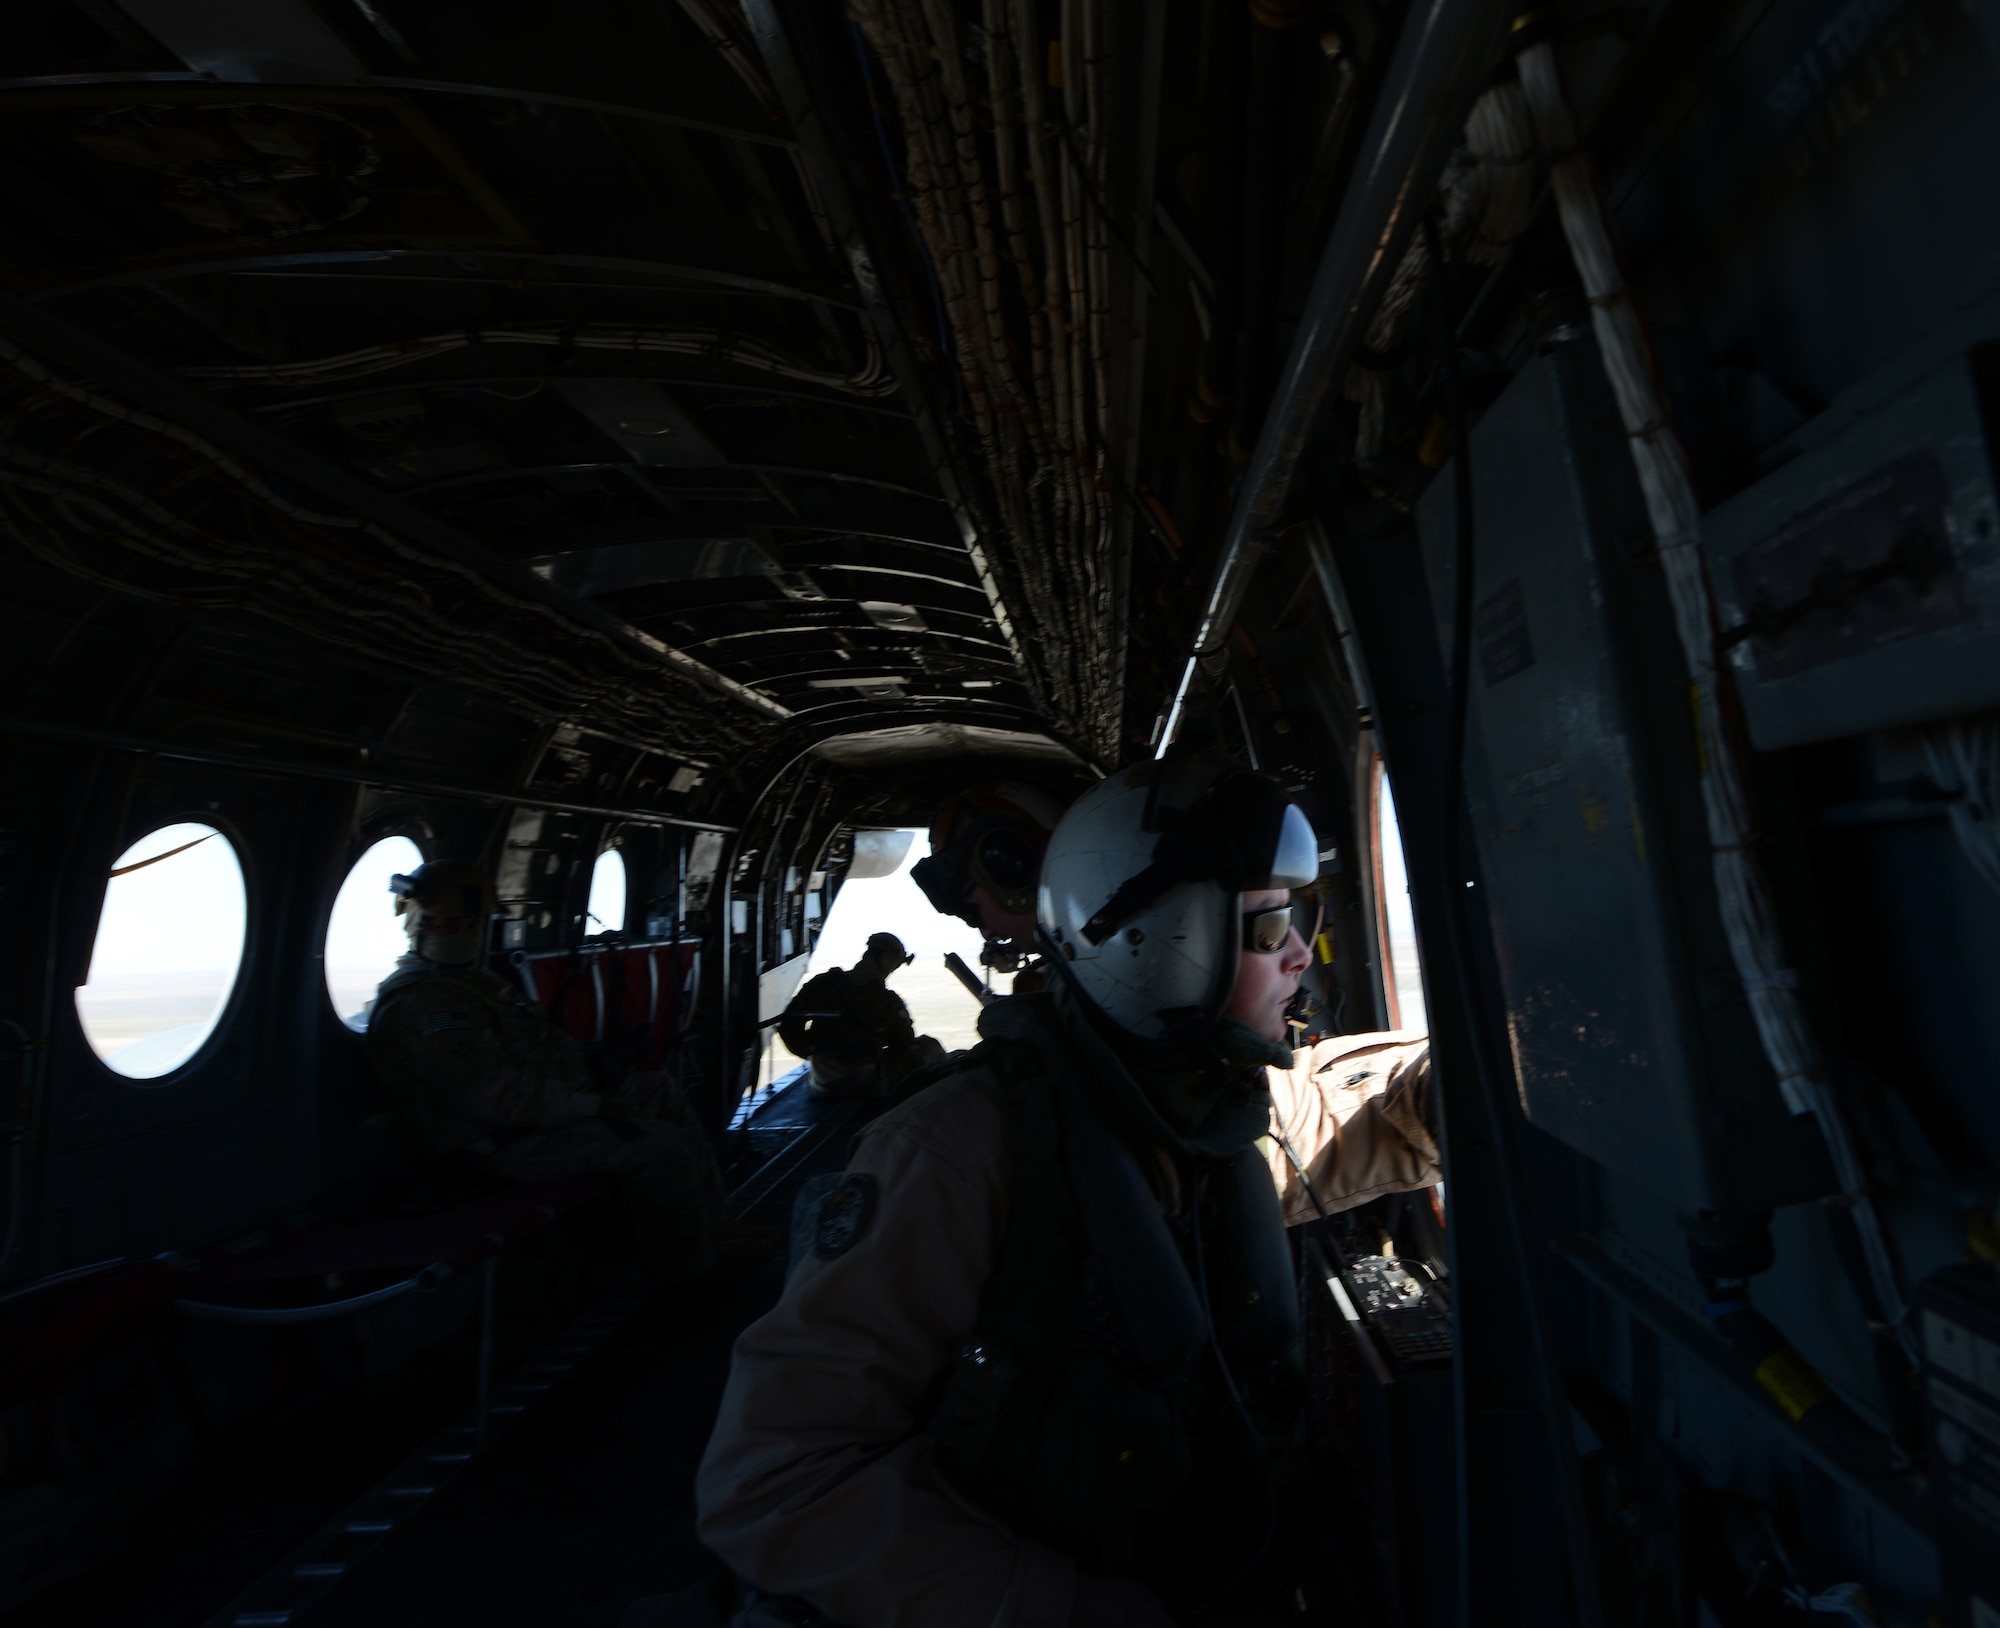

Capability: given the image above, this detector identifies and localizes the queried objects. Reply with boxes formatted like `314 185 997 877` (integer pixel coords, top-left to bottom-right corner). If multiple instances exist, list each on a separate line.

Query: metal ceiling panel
553 379 729 469
529 538 781 597
114 0 366 82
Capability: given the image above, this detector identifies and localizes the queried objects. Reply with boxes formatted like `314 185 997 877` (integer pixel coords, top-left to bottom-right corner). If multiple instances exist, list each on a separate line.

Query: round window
586 847 627 936
324 834 424 1032
75 822 248 1080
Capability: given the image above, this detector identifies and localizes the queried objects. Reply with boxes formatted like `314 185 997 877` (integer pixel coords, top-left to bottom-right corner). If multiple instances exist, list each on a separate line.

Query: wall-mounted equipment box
1916 1264 2000 1624
1702 352 2000 750
1417 343 1830 1214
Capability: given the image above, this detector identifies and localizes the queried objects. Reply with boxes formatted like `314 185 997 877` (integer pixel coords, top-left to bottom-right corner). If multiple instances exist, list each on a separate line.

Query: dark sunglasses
1241 892 1323 955
1242 905 1299 955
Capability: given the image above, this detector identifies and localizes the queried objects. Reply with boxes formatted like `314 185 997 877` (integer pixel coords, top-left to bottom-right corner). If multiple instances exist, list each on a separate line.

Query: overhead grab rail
1156 0 1521 753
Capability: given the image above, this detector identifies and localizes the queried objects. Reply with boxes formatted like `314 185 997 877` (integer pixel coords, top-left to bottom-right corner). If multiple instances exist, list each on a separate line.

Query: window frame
322 827 430 1035
1366 753 1428 1034
584 835 629 940
75 815 254 1086
1366 754 1406 1031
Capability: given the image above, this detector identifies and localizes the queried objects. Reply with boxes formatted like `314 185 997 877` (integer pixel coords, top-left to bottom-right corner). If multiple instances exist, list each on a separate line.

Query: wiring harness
843 0 1125 761
0 334 779 760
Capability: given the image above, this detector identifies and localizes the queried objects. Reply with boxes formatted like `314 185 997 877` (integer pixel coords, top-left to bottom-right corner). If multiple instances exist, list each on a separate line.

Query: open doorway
754 828 992 1095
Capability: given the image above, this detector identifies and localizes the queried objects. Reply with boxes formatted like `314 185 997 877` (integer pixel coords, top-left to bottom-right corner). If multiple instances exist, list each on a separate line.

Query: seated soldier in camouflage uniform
364 861 771 1283
776 932 943 1100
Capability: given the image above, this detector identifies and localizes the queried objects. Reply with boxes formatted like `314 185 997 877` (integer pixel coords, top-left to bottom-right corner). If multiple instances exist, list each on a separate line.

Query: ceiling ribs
402 462 943 501
0 72 801 150
0 287 791 728
33 249 864 310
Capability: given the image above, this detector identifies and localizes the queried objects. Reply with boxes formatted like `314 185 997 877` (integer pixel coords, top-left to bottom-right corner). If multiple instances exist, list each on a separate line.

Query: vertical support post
475 1253 499 1448
1311 468 1589 1625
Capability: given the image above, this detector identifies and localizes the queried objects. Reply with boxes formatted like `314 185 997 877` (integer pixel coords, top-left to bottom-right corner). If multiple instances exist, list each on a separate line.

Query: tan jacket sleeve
1263 1031 1441 1226
696 1072 1174 1628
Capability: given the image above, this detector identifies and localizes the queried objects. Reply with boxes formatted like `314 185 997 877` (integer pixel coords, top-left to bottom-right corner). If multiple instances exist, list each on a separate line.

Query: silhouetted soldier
777 932 942 1099
365 861 772 1282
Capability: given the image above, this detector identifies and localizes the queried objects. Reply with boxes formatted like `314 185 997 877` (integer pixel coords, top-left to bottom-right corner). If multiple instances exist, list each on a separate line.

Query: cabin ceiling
0 0 1379 799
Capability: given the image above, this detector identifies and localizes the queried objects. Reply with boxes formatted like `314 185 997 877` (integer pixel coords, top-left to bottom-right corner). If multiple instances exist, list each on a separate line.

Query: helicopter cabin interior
0 0 1997 1621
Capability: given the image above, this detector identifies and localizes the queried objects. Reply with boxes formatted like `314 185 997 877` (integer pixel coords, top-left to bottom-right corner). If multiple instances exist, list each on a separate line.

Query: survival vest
923 997 1303 1604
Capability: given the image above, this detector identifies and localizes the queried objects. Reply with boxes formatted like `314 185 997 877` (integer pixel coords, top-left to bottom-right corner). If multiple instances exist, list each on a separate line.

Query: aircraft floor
305 1091 870 1628
0 1079 867 1628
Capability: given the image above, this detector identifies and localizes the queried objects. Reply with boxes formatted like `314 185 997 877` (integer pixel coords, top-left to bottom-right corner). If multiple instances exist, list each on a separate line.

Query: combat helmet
389 861 497 921
1037 756 1318 1049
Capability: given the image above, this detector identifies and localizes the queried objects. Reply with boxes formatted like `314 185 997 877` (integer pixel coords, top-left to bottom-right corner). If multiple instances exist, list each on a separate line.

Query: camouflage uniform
365 955 733 1279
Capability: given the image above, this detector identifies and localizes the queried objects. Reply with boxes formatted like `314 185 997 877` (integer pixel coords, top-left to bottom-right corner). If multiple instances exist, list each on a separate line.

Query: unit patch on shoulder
813 1174 879 1260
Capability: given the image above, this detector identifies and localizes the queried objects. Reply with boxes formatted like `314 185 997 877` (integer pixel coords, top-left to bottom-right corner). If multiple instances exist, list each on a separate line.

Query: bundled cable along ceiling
0 336 778 762
848 0 1123 763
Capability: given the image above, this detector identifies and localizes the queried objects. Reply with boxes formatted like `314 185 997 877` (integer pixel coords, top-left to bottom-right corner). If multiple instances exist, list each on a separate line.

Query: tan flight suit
695 1029 1440 1628
1264 1030 1437 1225
365 956 731 1279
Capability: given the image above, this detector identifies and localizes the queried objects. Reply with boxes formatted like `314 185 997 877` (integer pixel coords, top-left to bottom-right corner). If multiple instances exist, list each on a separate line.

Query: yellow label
1755 1348 1829 1422
1316 932 1336 964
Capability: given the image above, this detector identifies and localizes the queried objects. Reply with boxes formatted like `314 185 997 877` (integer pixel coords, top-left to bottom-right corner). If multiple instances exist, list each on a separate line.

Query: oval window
586 847 627 936
76 823 248 1080
325 835 424 1032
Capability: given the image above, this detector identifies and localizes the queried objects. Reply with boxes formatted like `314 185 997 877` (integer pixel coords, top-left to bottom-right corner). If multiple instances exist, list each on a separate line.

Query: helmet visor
1268 801 1319 890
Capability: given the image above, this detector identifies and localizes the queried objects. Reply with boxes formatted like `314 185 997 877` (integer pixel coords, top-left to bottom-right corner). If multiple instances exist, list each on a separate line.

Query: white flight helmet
1038 756 1320 1048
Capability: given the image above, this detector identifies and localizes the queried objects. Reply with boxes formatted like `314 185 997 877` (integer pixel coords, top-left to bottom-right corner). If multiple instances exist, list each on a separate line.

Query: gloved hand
1069 1576 1179 1627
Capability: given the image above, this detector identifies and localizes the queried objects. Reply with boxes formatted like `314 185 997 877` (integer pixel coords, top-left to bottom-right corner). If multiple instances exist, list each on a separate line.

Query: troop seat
174 1175 606 1322
174 1175 608 1442
0 1258 179 1415
511 937 700 1065
0 1177 608 1440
